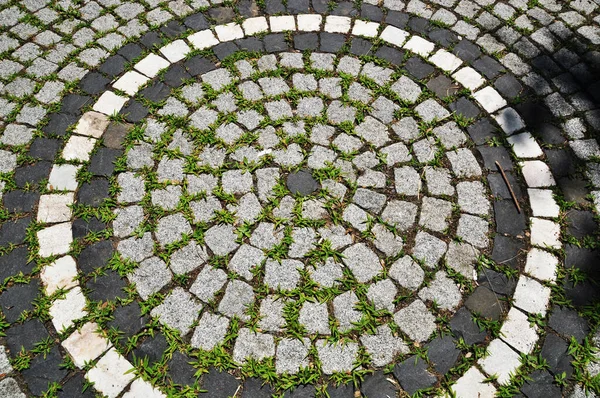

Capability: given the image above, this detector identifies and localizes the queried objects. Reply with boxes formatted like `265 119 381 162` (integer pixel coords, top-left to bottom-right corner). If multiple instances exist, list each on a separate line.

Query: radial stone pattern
0 0 600 397
116 52 490 372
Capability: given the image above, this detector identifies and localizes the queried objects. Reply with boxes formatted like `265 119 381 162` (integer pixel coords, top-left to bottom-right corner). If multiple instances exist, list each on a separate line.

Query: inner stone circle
115 52 492 377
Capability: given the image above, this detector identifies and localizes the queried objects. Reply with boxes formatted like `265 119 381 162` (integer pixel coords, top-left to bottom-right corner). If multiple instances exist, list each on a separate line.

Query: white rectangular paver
159 39 191 63
74 111 109 138
379 25 410 47
215 22 244 41
500 307 538 354
528 189 559 217
479 339 522 385
473 86 508 113
37 193 74 223
38 222 72 257
86 348 135 398
403 36 435 56
525 248 558 282
513 275 551 316
122 379 166 398
48 164 80 191
352 20 379 37
495 107 525 135
243 17 269 35
451 368 497 398
93 91 128 115
530 217 561 249
452 67 485 91
40 256 78 295
188 29 220 50
62 135 96 162
324 16 351 33
270 15 295 32
506 132 543 158
62 323 111 368
134 53 171 78
297 14 322 31
49 287 87 331
113 71 149 96
520 160 556 187
429 49 462 72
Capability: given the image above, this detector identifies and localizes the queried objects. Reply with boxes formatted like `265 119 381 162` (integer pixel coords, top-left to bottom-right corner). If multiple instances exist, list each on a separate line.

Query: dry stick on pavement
495 160 521 214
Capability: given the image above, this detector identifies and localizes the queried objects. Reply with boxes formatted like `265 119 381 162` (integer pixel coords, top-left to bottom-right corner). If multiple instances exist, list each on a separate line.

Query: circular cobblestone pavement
0 1 599 398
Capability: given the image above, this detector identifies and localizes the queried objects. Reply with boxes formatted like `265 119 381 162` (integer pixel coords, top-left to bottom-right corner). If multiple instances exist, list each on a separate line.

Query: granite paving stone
151 288 202 335
316 340 358 374
394 300 436 342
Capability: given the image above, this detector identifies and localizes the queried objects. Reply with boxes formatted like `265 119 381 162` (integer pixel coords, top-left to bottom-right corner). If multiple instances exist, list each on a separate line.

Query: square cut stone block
530 217 561 249
429 49 462 72
506 132 543 158
500 307 538 354
86 347 135 398
93 91 128 115
451 368 497 397
48 164 80 191
113 70 149 96
297 14 322 31
122 379 166 398
37 193 74 223
188 29 220 50
352 20 379 37
62 322 111 368
270 16 295 32
473 86 507 113
528 189 559 217
324 16 351 33
520 161 555 187
134 53 170 78
75 111 109 138
38 222 72 257
40 256 78 295
50 286 87 331
513 275 551 316
479 339 522 385
62 135 96 162
160 39 191 63
495 107 525 135
453 67 485 91
215 23 244 41
380 26 409 47
403 36 435 56
525 248 557 282
243 17 269 35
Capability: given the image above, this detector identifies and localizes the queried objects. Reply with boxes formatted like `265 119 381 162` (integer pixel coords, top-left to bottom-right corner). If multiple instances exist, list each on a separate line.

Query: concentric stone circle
27 22 533 397
112 51 492 378
3 3 596 395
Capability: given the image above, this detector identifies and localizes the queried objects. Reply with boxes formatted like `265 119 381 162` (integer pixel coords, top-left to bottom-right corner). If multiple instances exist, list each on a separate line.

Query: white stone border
34 15 563 397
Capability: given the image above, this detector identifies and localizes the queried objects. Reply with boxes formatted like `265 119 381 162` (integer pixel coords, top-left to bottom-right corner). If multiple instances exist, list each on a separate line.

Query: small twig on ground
495 161 521 214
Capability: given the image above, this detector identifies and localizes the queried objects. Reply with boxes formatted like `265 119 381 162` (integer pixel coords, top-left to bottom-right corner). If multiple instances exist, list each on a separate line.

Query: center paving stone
286 170 320 196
